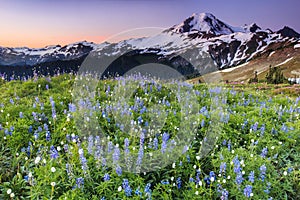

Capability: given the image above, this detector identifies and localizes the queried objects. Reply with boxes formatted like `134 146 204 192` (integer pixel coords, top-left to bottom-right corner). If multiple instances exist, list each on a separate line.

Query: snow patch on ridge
294 44 300 48
221 62 249 72
275 57 294 67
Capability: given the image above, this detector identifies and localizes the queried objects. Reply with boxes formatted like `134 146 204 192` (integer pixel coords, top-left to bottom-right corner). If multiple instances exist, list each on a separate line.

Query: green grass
0 74 299 199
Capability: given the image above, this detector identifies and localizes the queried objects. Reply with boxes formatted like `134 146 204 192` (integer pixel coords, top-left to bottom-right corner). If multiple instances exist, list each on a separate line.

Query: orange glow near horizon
0 30 163 48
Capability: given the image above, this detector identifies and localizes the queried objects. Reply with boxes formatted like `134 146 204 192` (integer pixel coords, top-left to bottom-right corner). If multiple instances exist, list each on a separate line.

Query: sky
0 0 299 48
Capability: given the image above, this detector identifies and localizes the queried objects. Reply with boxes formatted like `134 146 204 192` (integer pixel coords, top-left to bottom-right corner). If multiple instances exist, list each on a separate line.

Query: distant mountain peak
242 23 262 33
166 13 265 36
277 26 300 38
168 12 234 35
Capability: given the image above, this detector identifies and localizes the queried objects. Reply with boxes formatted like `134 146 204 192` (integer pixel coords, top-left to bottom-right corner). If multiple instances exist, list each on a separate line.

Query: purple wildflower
50 146 59 159
248 171 255 183
261 147 268 158
260 164 267 181
122 179 132 197
75 177 84 188
243 185 253 198
103 173 110 181
221 189 229 200
219 162 227 174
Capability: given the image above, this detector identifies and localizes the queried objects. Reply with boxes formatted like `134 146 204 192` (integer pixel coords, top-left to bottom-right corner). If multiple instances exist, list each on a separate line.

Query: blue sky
0 0 299 47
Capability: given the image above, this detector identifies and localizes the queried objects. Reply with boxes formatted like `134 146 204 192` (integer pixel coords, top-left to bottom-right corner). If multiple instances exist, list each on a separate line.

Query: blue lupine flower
46 131 51 141
233 156 241 174
153 137 158 150
186 154 190 162
113 146 120 164
235 172 244 185
26 142 32 156
136 145 144 166
44 124 48 131
137 116 143 124
261 147 268 158
201 119 205 128
182 145 188 154
260 124 265 136
135 188 142 197
50 146 59 159
19 112 23 118
103 173 110 181
87 136 94 155
179 161 182 166
34 132 39 140
116 165 122 176
144 183 151 197
107 141 113 153
222 139 227 146
252 122 258 132
209 171 216 181
37 126 42 132
140 131 145 145
5 129 12 136
124 138 130 154
32 112 38 121
66 163 71 177
227 140 231 151
248 171 255 183
64 144 69 152
195 169 201 184
78 148 88 172
260 164 267 181
271 127 277 135
281 123 288 133
106 84 111 92
176 177 182 189
122 179 132 197
221 189 229 200
219 162 227 174
52 108 56 119
264 182 271 194
161 132 169 153
75 177 84 188
204 177 211 185
68 103 76 112
241 119 248 130
243 185 252 198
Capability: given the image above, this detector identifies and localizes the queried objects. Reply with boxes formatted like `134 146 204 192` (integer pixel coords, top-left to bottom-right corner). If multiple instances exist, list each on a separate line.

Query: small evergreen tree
249 71 258 83
265 65 286 84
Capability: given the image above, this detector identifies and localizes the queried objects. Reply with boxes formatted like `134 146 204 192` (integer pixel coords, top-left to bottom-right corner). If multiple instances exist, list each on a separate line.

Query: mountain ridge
0 13 299 80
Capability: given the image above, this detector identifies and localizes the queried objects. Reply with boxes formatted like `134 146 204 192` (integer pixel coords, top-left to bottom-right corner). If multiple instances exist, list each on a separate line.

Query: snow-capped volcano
0 13 299 79
167 13 262 35
168 13 235 35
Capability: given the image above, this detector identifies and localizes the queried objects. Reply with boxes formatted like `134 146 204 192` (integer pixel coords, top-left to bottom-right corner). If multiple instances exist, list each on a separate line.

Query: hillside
189 42 300 83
